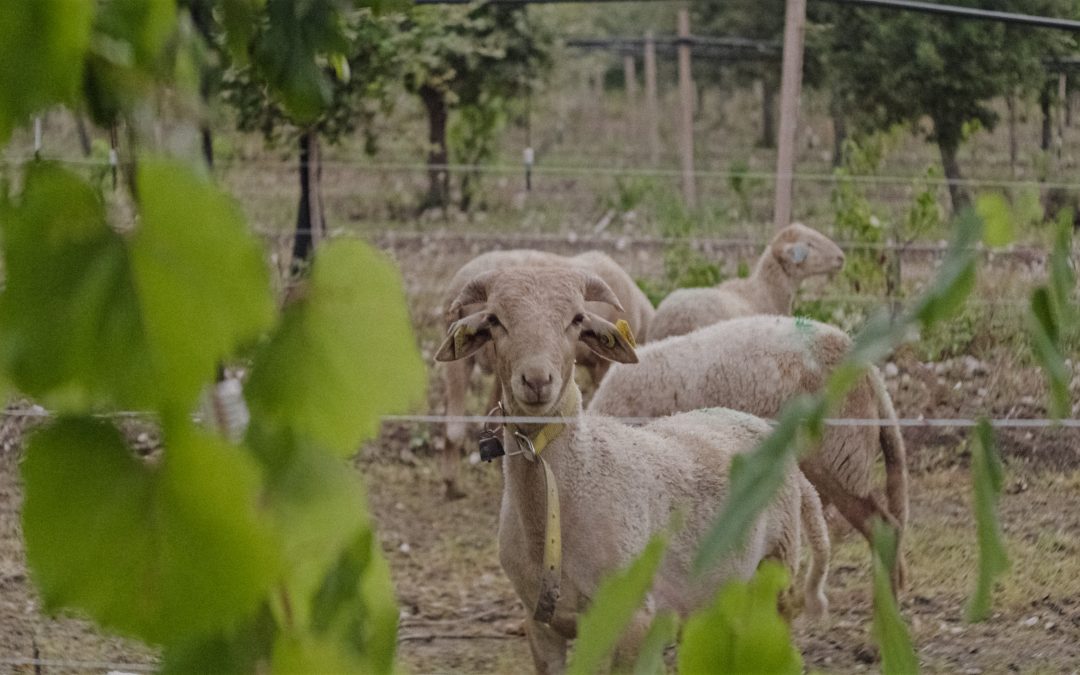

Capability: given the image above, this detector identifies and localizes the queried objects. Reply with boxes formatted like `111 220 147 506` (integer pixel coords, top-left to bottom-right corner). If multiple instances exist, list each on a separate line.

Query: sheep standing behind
435 268 828 673
589 315 909 589
650 223 845 340
439 249 654 499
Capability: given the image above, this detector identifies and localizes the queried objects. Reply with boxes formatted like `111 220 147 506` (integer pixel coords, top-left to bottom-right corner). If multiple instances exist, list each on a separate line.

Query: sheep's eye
487 314 502 329
571 313 585 326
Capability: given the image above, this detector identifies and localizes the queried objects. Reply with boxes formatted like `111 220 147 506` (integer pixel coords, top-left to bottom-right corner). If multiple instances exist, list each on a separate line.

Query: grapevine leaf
567 535 667 675
911 208 982 328
132 156 275 410
678 562 802 675
0 163 156 409
21 418 280 645
966 419 1009 622
872 522 919 674
631 611 678 675
693 396 823 574
0 0 93 144
246 239 426 456
161 603 278 674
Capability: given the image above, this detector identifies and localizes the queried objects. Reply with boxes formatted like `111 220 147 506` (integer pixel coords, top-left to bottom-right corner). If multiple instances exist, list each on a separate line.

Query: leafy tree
818 0 1080 211
400 2 553 210
693 0 786 148
220 4 401 273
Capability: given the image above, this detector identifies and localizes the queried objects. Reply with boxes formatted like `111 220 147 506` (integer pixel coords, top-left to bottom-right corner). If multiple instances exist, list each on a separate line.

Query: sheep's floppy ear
582 274 624 312
784 242 809 264
579 312 638 364
436 311 493 362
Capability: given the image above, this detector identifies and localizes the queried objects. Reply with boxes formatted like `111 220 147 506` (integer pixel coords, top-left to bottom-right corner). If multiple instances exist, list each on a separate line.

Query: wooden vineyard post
677 8 696 208
773 0 807 229
644 30 661 166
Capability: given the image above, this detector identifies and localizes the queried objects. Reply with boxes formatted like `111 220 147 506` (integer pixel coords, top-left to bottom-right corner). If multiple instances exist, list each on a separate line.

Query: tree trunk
830 93 847 168
938 140 969 212
760 80 776 149
1041 81 1053 152
201 126 214 168
74 114 92 157
420 85 450 211
291 130 325 276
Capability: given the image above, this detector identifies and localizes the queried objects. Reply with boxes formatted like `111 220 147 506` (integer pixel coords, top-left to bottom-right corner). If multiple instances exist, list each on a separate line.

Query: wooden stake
677 8 696 208
644 30 660 166
773 0 807 229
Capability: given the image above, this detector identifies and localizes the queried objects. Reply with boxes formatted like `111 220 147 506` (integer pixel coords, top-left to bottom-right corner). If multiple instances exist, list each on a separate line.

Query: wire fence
9 154 1080 193
2 405 1077 430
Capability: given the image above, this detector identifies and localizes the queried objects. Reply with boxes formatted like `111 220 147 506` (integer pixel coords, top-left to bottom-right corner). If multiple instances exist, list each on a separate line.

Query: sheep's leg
525 616 568 675
441 357 471 500
800 462 904 595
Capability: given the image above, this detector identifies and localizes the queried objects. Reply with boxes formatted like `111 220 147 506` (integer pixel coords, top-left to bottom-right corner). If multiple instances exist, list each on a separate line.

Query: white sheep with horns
650 223 845 341
435 267 828 674
438 249 654 499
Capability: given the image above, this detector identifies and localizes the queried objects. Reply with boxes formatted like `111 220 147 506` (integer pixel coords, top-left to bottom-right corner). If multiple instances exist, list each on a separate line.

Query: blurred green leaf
567 535 668 675
84 0 178 124
132 156 275 410
694 396 823 574
975 193 1014 248
219 0 261 62
678 562 802 675
0 0 93 144
93 0 177 69
0 163 156 409
21 418 280 645
1028 288 1071 418
1028 213 1076 419
161 603 278 674
966 419 1008 622
631 611 678 675
911 208 982 328
246 239 426 456
871 522 919 675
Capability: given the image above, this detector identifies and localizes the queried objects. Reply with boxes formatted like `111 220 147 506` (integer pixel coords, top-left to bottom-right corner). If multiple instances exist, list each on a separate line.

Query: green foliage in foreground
678 563 802 675
872 523 919 675
7 162 423 670
1 1 426 670
1027 211 1078 419
967 419 1009 623
567 535 667 675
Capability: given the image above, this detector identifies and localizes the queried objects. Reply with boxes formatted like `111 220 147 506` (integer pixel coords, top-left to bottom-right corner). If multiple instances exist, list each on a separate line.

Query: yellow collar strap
507 386 580 625
510 385 581 459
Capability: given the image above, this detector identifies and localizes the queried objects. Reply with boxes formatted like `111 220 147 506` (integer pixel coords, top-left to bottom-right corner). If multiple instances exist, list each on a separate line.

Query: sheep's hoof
444 480 467 501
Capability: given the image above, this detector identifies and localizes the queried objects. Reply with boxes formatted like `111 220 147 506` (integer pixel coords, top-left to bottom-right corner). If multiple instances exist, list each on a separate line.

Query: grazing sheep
650 223 845 340
435 268 828 674
589 315 909 590
439 249 654 499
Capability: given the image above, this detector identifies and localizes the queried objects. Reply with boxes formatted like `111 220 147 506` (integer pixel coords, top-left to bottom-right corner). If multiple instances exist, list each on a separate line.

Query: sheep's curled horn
582 273 624 311
447 271 494 319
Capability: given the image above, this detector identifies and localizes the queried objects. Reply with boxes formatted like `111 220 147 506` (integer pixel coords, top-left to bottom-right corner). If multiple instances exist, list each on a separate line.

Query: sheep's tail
869 365 910 589
869 366 909 531
799 473 830 620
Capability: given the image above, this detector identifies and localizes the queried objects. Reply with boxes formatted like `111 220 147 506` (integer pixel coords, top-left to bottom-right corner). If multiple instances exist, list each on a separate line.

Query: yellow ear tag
615 319 637 348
